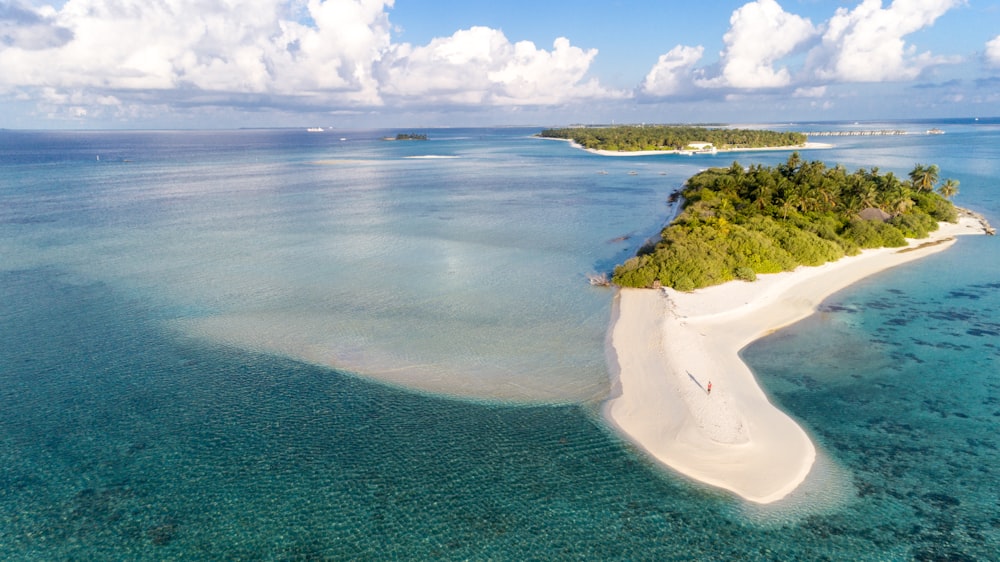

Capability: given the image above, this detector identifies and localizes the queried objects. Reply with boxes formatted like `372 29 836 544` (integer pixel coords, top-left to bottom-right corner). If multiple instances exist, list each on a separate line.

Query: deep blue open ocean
1 120 997 560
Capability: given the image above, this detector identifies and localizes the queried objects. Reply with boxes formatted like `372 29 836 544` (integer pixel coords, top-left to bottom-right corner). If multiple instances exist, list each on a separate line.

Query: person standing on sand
707 381 712 395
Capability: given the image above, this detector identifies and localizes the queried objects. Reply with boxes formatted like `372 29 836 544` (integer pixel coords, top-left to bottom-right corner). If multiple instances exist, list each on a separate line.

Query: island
613 156 962 290
539 125 812 154
602 155 992 503
386 133 428 141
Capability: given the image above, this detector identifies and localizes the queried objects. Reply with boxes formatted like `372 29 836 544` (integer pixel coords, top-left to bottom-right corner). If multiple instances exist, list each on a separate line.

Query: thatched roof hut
858 207 891 222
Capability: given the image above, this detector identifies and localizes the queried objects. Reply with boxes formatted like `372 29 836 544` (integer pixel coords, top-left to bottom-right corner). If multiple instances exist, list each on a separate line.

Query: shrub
889 211 938 239
612 256 657 288
611 155 959 290
913 192 958 222
840 219 907 249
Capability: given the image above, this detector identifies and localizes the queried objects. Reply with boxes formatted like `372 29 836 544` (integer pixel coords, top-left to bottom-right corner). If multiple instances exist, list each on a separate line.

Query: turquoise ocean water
1 121 997 559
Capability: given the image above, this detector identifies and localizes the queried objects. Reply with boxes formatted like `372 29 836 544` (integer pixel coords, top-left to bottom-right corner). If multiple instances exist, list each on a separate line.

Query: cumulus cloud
987 35 1000 67
486 36 620 104
0 1 73 50
377 27 504 104
639 45 704 97
0 0 976 122
793 85 826 98
273 0 394 103
808 0 963 82
33 87 128 120
378 27 622 105
0 0 395 103
639 0 965 100
0 0 619 119
700 0 816 89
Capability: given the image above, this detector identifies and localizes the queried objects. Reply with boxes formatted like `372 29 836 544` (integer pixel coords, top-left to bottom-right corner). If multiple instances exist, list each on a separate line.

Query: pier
801 130 908 137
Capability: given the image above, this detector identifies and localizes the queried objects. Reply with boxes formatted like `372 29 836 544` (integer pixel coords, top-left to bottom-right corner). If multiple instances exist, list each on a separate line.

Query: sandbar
603 215 989 503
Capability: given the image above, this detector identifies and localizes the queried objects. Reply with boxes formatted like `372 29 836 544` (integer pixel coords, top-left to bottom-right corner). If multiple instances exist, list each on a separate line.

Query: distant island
387 133 428 141
612 154 963 290
539 125 807 153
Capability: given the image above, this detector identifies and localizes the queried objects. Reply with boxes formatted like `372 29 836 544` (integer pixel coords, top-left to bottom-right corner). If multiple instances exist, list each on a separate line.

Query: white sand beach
603 215 989 504
585 141 832 157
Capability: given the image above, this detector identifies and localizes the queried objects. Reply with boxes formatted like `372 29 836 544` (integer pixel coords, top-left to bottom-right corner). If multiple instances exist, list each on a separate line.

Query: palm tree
815 179 839 211
780 152 803 178
859 183 880 210
894 197 915 215
751 174 776 211
775 178 799 220
909 164 940 192
908 164 925 188
778 195 796 220
938 178 960 199
880 172 909 212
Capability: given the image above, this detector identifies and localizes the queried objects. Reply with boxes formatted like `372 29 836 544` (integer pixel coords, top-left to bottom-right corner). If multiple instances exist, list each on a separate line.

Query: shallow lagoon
1 122 997 559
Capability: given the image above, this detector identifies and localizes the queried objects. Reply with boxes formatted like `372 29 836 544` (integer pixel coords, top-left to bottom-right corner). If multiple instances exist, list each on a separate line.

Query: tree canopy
612 154 960 291
539 125 806 152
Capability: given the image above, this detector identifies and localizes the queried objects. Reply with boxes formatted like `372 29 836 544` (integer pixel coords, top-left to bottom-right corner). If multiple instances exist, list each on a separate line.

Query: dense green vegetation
539 125 806 152
612 154 960 291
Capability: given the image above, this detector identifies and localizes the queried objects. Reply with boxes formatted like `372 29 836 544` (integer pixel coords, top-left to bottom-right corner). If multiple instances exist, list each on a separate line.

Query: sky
1 0 999 129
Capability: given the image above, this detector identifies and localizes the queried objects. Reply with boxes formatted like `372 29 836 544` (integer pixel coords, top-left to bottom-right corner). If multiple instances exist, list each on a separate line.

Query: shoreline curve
602 215 989 504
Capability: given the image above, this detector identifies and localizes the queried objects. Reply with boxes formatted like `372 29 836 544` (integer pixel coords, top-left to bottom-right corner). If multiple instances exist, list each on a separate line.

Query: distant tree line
539 125 806 152
612 154 960 290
